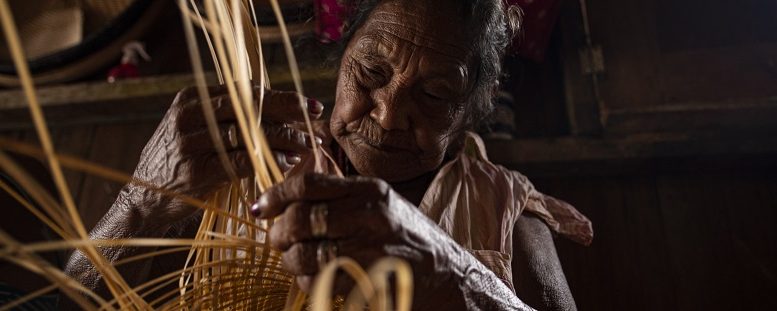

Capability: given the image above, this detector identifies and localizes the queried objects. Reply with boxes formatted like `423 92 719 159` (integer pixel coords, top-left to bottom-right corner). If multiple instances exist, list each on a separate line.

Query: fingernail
305 135 324 147
250 196 267 217
285 152 301 164
307 98 323 115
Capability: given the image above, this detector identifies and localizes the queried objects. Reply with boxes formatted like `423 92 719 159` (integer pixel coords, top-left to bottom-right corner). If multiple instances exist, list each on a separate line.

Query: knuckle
302 173 325 192
296 203 311 226
355 176 388 196
282 243 316 276
374 179 390 195
281 246 299 273
286 203 306 237
175 87 196 103
297 275 314 293
261 88 278 106
273 151 286 165
280 127 294 141
263 124 281 136
269 227 283 249
289 129 307 145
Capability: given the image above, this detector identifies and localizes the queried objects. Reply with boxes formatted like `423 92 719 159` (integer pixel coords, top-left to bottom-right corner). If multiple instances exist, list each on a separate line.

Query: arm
63 85 323 304
423 225 537 311
254 173 536 311
63 185 183 302
512 214 577 311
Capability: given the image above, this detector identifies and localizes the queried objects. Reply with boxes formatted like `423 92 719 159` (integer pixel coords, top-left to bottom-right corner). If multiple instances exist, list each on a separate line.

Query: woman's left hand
251 173 450 295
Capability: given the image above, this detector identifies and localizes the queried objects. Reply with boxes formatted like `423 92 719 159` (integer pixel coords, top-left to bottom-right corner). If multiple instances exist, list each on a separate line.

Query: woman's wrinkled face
331 0 476 182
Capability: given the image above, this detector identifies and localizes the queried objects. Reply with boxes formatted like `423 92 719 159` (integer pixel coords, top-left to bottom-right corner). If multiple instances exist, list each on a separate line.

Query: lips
350 133 412 153
346 118 418 153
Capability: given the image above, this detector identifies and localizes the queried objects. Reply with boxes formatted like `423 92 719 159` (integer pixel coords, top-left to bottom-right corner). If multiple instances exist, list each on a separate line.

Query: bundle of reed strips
0 0 413 310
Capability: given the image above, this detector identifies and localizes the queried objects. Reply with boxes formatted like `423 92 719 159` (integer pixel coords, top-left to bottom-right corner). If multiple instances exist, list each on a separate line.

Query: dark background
1 0 776 310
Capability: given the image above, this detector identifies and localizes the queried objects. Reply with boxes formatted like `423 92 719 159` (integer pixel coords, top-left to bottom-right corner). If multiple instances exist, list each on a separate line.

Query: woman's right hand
126 85 324 224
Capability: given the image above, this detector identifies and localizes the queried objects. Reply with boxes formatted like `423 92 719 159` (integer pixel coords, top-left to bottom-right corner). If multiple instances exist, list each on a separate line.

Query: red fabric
314 0 349 43
506 0 563 62
313 0 563 61
107 63 139 80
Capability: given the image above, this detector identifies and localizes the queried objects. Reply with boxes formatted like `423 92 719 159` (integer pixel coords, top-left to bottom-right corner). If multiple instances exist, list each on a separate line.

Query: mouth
349 133 413 153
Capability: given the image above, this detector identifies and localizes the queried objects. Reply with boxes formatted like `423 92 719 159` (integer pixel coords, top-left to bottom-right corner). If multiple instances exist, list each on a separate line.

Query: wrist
109 184 172 236
426 237 525 310
405 232 470 310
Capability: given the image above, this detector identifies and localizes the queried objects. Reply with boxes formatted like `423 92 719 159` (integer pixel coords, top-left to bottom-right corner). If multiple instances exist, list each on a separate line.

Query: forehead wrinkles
366 12 474 61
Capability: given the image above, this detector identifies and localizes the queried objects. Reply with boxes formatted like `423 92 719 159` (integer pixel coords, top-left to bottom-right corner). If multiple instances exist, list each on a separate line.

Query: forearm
399 210 534 311
512 215 577 311
437 241 535 311
64 185 171 299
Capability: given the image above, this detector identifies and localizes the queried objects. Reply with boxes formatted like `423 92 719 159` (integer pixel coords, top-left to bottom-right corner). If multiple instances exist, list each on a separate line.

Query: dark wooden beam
487 133 777 164
0 68 337 130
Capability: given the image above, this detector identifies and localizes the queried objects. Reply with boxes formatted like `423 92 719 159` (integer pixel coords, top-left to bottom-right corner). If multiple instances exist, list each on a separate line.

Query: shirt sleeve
515 171 594 246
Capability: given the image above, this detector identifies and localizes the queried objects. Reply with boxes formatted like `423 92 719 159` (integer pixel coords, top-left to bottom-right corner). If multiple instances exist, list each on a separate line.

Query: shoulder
462 132 593 245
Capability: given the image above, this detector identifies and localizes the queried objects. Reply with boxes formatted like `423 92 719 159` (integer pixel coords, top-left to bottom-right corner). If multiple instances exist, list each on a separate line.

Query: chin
351 157 422 182
338 136 440 182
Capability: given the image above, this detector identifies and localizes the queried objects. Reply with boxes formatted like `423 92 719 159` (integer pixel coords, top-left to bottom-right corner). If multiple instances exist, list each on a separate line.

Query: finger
253 175 389 219
178 91 323 132
177 95 238 131
173 85 229 106
269 202 367 251
281 242 320 275
274 151 301 173
263 124 321 154
201 149 253 181
180 122 319 155
296 275 315 294
180 123 243 154
262 88 324 123
252 174 360 219
288 120 332 146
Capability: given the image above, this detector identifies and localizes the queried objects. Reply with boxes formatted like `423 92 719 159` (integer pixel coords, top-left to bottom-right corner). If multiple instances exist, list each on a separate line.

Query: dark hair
335 0 523 130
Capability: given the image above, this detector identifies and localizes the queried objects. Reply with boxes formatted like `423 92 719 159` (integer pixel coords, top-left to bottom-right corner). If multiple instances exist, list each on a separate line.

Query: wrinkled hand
252 173 458 302
129 85 324 223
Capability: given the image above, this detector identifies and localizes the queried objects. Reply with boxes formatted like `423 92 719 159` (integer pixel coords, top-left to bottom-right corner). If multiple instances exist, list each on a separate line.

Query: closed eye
359 63 388 87
423 90 445 100
363 65 384 79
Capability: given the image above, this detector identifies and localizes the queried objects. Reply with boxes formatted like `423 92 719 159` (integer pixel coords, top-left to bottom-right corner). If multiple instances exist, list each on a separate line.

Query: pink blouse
291 131 593 290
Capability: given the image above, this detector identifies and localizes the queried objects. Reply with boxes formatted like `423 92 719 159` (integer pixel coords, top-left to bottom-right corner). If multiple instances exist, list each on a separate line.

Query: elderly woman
66 0 592 310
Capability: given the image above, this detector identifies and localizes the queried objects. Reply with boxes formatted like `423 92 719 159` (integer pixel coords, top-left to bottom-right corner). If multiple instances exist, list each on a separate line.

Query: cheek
333 66 372 131
416 130 448 158
415 108 463 153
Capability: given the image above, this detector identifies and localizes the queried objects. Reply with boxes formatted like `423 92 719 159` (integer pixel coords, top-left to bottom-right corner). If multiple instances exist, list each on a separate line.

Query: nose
369 81 411 131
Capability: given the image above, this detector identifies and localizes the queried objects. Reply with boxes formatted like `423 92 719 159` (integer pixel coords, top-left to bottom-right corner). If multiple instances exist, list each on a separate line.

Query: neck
333 142 444 206
389 169 438 206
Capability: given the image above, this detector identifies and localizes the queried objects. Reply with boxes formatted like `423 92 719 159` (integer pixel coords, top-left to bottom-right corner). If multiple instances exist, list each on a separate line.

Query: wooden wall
2 122 160 231
2 0 777 310
497 0 777 308
516 158 777 310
